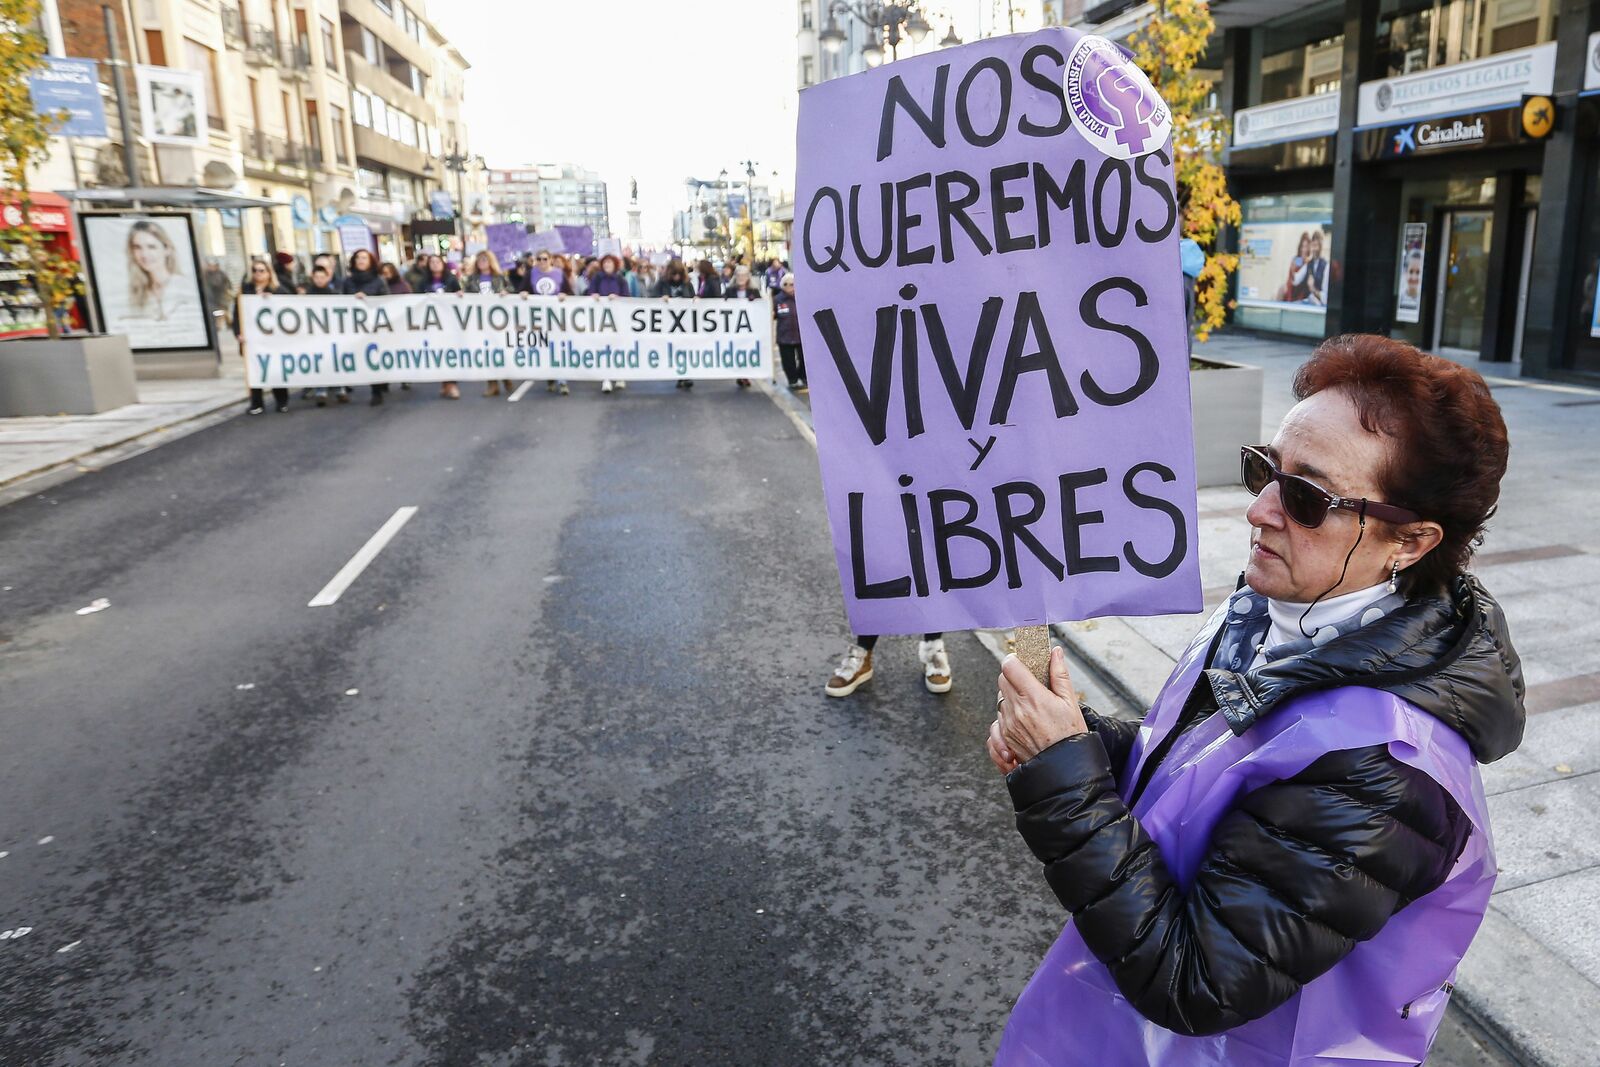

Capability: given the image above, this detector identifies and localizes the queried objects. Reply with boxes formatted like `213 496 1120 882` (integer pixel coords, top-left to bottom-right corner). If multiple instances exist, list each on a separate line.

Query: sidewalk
1056 332 1600 1067
0 356 243 504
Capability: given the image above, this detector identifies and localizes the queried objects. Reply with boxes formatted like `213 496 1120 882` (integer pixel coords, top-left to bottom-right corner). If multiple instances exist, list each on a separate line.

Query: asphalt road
0 381 1517 1065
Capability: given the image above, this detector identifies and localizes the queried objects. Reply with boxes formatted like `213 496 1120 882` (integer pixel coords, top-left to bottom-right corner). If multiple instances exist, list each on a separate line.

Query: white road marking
507 380 535 402
308 507 418 608
75 598 110 616
56 940 81 954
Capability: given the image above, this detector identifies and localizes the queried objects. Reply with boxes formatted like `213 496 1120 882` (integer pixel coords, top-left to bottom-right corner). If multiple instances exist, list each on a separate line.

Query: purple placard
486 222 527 267
554 224 594 257
526 229 565 256
794 28 1200 635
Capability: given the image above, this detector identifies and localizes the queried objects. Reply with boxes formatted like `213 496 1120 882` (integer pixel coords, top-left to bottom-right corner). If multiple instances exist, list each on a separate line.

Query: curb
0 394 244 505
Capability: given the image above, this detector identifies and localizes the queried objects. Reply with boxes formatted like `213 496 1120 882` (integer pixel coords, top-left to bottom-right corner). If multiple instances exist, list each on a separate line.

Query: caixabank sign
1358 104 1545 161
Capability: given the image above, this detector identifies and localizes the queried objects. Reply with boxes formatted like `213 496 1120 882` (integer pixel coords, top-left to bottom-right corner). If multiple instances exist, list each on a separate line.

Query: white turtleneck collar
1249 580 1393 670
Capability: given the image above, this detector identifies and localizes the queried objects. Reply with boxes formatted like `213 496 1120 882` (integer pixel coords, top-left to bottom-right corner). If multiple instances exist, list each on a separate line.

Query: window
1373 0 1557 80
373 0 393 14
801 1 813 29
359 166 386 199
370 95 388 137
144 29 166 66
320 17 338 73
183 38 224 131
330 104 348 164
360 25 381 65
396 111 417 147
402 5 423 41
350 88 372 127
800 55 814 86
305 100 322 151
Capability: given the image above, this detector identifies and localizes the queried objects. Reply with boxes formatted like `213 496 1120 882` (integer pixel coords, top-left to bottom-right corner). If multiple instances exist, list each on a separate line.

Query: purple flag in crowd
794 27 1199 635
554 225 594 257
486 222 527 267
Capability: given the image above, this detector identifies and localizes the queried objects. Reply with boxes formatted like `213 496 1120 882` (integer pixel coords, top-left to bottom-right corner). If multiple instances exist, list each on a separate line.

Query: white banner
241 294 774 388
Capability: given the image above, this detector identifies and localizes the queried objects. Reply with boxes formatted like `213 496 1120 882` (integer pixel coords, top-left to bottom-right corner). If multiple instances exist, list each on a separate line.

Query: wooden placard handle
1013 624 1051 686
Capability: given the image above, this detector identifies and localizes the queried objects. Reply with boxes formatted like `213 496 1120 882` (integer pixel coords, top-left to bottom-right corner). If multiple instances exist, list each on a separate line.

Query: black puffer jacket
1009 574 1524 1037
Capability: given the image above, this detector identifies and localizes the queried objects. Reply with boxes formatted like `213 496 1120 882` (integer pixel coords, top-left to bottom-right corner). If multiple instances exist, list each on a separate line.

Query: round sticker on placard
1063 34 1171 159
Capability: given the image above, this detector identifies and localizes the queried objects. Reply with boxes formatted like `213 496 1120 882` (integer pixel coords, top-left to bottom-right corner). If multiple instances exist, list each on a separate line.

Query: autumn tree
1128 0 1239 341
0 0 81 338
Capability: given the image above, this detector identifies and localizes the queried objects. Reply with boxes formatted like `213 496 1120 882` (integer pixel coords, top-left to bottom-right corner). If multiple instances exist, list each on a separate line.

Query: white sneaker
615 380 626 390
825 643 874 697
601 379 614 393
918 639 952 693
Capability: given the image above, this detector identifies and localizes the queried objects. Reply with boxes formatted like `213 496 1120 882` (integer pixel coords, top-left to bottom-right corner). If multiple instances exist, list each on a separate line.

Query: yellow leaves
1133 0 1239 345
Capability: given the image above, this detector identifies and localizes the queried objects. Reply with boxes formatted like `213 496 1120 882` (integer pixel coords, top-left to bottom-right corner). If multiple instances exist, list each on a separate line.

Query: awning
56 186 281 209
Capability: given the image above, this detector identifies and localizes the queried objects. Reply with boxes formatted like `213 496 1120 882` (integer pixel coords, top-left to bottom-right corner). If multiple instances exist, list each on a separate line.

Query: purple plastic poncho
995 605 1497 1067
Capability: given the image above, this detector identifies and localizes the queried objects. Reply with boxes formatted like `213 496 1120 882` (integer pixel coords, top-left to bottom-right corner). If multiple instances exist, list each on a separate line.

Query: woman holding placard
988 336 1524 1067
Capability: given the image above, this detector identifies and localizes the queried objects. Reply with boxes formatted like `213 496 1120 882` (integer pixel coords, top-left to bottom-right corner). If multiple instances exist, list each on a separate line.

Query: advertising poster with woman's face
1395 223 1428 325
1236 221 1333 311
83 214 211 351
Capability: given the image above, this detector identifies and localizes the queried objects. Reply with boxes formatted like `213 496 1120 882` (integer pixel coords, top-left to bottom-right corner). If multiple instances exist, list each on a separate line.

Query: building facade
1074 0 1600 383
487 165 610 238
45 0 482 277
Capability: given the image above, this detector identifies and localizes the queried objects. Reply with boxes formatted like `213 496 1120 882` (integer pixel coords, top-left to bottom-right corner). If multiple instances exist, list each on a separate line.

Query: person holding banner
722 265 760 389
694 259 720 299
343 249 395 406
588 255 631 395
988 337 1523 1067
233 259 291 415
304 262 348 408
463 252 517 397
416 255 464 400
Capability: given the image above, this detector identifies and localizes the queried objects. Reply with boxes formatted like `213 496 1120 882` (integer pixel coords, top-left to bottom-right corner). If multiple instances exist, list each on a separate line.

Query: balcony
282 37 312 80
221 5 245 49
244 25 278 67
239 127 316 172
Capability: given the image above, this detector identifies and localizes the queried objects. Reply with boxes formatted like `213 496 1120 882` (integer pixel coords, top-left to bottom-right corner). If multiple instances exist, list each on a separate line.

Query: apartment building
47 0 482 275
487 165 610 239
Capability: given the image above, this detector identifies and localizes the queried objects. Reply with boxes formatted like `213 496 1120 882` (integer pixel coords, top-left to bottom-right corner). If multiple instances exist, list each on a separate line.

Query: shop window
1234 191 1336 339
1569 158 1600 375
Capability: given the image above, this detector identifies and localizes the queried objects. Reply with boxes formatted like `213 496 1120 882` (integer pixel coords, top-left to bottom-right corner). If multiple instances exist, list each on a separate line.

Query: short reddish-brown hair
1293 334 1509 590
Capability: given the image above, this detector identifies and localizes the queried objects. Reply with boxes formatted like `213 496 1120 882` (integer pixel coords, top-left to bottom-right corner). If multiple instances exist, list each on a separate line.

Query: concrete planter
1189 356 1264 488
0 333 139 416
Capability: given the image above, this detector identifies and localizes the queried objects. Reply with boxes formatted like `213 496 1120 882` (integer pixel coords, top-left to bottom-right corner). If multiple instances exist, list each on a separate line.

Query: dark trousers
249 387 289 409
779 342 805 386
857 633 941 651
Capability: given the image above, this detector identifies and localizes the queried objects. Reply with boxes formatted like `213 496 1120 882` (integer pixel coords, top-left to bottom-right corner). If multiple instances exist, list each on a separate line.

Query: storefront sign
1 200 70 232
1232 93 1339 148
291 195 312 230
1357 107 1530 161
28 57 107 138
794 27 1201 635
1395 223 1427 324
1357 42 1555 127
240 295 774 388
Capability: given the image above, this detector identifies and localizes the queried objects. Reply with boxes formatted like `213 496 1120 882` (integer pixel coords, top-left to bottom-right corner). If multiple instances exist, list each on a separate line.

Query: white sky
428 1 1019 244
428 0 798 245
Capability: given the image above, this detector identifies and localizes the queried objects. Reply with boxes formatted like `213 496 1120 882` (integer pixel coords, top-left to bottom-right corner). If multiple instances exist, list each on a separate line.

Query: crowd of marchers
215 248 807 415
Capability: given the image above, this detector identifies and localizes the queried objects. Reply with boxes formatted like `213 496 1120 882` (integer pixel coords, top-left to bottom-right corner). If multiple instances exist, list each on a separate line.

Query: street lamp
821 2 942 66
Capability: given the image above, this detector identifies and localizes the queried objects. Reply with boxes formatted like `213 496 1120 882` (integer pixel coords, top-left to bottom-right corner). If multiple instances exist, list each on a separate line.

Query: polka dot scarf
1212 585 1408 673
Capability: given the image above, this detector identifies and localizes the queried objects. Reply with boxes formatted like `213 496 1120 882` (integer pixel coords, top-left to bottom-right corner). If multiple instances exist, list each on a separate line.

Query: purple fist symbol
1095 65 1155 153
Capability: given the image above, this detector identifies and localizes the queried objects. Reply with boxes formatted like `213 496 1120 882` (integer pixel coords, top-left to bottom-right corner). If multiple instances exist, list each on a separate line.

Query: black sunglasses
1241 446 1421 529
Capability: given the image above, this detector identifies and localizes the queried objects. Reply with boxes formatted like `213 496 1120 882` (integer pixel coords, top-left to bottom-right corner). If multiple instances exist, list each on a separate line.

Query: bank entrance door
1433 209 1493 356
